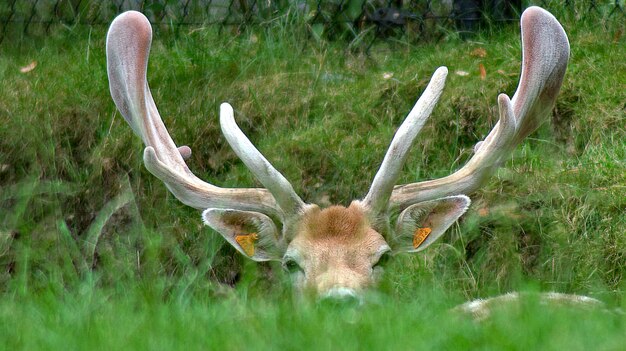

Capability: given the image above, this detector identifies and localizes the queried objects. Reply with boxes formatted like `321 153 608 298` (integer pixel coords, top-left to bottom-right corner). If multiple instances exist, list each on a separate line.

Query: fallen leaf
20 61 37 73
613 28 623 43
470 47 487 58
455 70 469 76
478 207 490 217
497 69 517 76
0 164 9 172
479 63 486 80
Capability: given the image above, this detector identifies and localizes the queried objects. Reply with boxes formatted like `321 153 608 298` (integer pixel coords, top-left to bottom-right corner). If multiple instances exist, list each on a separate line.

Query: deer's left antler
362 6 570 216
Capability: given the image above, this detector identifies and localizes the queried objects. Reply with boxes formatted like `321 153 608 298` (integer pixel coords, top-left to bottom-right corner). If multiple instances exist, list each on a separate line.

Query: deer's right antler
106 11 304 220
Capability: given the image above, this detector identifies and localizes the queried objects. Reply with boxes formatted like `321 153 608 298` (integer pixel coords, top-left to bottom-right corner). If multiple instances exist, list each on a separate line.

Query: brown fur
301 204 368 241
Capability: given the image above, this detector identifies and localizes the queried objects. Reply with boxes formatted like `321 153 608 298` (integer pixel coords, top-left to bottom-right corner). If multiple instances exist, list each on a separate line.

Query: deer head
106 7 569 300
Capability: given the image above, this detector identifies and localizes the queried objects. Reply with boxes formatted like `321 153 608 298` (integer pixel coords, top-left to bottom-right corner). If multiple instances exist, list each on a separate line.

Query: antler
363 6 570 215
106 11 304 219
362 67 448 215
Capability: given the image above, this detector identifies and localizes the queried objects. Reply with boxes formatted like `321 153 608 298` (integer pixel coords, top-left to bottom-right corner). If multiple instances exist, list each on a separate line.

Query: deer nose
319 287 363 306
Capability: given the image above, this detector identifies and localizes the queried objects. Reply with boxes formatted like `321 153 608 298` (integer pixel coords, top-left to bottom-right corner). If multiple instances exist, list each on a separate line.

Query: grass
2 286 625 350
1 4 625 349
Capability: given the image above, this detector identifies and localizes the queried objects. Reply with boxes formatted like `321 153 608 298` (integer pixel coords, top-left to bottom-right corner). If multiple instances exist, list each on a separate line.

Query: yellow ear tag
412 227 432 249
235 233 258 256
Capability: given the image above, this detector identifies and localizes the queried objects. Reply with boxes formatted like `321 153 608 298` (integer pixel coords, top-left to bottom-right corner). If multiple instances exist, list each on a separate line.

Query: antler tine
389 6 569 212
106 11 280 217
220 103 305 217
510 7 570 144
362 67 448 216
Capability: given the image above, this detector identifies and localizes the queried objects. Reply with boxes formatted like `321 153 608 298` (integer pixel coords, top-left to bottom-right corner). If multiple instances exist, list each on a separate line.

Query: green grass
2 286 625 350
1 5 625 350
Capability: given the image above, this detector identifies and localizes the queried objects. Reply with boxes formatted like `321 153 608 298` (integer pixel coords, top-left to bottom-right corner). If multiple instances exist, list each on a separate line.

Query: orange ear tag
412 227 432 249
235 233 258 256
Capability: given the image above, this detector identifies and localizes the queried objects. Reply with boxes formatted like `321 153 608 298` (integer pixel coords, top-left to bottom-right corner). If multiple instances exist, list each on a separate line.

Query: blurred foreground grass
0 5 625 349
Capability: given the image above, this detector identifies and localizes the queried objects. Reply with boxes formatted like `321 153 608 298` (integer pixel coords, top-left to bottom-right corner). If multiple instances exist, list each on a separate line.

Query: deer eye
373 250 392 269
282 257 304 274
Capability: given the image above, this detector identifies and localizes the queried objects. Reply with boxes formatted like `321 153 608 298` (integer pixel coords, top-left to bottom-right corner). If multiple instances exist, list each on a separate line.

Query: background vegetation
0 3 624 349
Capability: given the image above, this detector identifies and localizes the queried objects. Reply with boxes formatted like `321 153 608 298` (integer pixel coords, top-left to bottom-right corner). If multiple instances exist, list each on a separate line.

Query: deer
106 7 596 309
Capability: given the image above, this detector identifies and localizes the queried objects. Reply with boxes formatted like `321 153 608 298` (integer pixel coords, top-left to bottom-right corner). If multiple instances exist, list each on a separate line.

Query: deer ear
392 195 470 253
202 209 285 261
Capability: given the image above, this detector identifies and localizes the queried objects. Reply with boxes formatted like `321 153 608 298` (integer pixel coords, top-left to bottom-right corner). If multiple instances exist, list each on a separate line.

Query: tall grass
0 5 625 349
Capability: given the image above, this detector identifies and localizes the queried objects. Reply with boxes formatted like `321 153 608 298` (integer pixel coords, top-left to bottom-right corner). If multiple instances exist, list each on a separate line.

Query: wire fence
1 1 624 44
